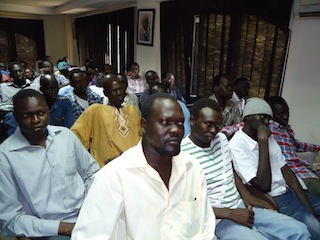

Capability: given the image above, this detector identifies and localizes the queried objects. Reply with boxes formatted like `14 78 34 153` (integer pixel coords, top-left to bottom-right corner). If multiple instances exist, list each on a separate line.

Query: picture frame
137 9 155 46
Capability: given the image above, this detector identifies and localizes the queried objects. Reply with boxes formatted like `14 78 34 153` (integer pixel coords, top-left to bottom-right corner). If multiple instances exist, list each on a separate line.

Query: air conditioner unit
294 0 320 17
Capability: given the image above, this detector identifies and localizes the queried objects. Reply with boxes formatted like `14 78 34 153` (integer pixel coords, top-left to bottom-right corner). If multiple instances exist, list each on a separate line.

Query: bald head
40 74 58 101
103 74 126 109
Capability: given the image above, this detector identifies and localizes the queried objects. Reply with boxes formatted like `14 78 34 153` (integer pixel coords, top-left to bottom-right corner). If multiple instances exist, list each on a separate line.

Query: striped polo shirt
181 133 242 210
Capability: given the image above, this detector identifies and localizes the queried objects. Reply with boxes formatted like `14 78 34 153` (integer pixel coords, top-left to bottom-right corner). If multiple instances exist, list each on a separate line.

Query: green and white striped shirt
181 133 241 209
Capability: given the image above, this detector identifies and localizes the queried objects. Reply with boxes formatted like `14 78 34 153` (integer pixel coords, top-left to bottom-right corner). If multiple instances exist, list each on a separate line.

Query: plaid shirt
64 87 102 119
209 93 242 127
221 120 320 179
126 76 147 94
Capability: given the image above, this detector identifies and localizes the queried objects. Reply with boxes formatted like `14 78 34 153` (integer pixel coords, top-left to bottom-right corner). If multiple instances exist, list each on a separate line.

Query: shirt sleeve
71 170 125 240
0 160 60 237
71 107 92 149
288 127 320 152
229 139 257 185
72 131 100 192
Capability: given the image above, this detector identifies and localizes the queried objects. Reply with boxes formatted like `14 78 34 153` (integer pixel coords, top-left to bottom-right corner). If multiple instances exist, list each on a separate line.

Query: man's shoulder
100 144 142 171
48 125 73 138
229 129 244 146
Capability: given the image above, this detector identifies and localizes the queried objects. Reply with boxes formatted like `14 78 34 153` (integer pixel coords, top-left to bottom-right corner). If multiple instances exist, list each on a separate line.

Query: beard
152 141 181 157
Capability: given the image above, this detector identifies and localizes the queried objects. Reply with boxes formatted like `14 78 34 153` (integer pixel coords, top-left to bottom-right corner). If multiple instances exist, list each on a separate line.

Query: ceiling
0 0 136 16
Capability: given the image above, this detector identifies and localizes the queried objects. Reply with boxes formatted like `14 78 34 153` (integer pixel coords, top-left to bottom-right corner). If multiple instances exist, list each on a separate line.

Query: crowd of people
0 58 319 240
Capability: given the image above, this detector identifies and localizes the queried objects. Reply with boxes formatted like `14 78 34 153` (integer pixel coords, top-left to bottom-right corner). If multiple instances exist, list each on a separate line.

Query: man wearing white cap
229 97 320 239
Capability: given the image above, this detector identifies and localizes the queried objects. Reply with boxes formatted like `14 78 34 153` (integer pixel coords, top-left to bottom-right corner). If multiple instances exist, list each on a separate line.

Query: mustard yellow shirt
71 104 141 167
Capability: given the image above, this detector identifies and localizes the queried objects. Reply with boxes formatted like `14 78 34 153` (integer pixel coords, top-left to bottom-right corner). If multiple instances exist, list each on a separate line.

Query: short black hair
266 96 287 109
141 92 177 120
234 77 249 86
13 89 46 112
149 82 167 95
190 98 222 118
213 73 229 87
130 62 139 70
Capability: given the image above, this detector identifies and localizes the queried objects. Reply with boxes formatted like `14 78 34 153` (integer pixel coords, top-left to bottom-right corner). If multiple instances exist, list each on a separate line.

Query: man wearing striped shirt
181 98 310 240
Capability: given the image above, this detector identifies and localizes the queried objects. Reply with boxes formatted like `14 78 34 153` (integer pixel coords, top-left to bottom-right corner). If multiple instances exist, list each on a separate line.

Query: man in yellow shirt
71 74 141 167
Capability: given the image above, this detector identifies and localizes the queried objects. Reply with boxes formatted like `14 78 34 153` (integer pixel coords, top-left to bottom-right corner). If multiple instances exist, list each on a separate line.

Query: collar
123 141 193 171
8 81 30 88
9 125 62 151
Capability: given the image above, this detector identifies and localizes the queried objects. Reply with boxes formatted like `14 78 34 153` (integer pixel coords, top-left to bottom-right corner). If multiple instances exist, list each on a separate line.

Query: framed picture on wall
137 9 155 46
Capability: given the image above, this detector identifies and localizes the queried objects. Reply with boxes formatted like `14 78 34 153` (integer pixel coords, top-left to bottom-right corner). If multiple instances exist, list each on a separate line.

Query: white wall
42 15 79 66
136 0 161 77
282 16 320 144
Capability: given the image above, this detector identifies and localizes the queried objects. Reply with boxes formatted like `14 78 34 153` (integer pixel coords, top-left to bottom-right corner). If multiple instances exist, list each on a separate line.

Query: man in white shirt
229 97 320 239
71 93 216 240
181 98 310 240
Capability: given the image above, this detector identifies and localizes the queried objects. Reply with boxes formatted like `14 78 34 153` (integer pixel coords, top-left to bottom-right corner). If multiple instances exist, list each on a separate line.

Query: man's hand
229 207 254 228
257 125 271 141
58 222 75 236
242 193 275 211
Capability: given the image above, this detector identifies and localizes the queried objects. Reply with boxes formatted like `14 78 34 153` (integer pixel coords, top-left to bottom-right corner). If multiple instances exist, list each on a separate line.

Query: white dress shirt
71 141 216 240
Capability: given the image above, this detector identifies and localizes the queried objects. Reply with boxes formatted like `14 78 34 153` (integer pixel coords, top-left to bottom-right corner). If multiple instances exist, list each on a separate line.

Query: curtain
75 7 134 73
161 0 292 101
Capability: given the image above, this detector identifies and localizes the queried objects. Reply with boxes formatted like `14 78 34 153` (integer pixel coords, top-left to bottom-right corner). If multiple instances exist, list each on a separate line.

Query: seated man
71 74 141 167
162 72 186 103
149 82 191 138
71 93 215 240
209 73 241 127
230 77 250 114
181 98 310 240
2 74 75 138
102 73 140 111
221 96 320 198
267 96 320 198
229 97 320 239
0 62 38 105
125 62 146 98
54 61 70 88
0 89 99 239
138 70 160 106
63 69 102 119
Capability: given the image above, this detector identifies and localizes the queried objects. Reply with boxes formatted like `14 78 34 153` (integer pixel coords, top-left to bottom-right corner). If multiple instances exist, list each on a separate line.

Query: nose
31 114 40 123
210 126 218 135
170 123 183 136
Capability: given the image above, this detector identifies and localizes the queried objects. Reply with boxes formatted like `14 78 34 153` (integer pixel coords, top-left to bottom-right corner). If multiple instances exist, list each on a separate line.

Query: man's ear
190 115 196 127
140 117 147 134
213 85 219 93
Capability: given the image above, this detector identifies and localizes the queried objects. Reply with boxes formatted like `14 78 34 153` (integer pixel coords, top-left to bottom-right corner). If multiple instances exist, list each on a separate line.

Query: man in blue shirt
2 75 75 138
0 89 99 239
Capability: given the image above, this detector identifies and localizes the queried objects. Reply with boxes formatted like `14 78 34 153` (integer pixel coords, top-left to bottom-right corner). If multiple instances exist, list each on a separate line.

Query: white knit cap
242 97 273 120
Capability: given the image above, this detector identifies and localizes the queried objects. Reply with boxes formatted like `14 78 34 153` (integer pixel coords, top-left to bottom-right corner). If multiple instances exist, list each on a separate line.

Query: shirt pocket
178 200 200 237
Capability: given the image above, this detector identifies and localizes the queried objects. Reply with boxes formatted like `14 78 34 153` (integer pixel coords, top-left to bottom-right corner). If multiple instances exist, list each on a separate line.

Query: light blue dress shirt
0 126 99 237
